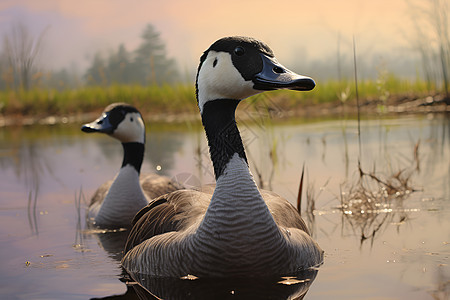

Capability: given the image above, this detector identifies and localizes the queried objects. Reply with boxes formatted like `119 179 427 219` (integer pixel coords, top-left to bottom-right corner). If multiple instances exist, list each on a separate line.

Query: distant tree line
0 23 178 90
0 0 448 99
84 24 178 86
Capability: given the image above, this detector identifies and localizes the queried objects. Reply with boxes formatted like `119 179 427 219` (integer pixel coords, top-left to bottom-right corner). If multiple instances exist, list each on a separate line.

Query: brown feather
124 187 311 254
139 173 184 199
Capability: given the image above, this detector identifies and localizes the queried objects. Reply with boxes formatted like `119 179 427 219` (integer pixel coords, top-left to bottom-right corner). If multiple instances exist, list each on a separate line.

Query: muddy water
0 114 448 299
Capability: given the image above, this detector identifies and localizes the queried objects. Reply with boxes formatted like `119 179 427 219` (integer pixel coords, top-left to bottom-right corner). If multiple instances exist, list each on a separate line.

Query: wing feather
124 187 311 254
260 189 310 235
124 189 210 253
140 173 184 199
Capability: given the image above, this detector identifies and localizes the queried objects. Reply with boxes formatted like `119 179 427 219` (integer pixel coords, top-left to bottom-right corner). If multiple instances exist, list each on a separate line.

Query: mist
0 0 447 89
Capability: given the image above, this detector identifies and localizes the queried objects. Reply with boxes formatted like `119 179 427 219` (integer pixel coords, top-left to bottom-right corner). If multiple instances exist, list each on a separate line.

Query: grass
0 83 198 117
0 75 437 120
268 76 433 106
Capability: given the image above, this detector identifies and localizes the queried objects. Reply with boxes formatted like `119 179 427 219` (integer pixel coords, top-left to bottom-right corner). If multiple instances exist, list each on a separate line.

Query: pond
0 112 448 299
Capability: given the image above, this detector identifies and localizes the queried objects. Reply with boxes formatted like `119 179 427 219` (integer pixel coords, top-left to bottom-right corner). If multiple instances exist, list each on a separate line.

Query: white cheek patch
198 51 259 113
113 112 145 143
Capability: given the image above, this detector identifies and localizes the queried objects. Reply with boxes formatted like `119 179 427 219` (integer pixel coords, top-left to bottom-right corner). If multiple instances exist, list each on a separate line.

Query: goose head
196 36 315 113
82 102 146 144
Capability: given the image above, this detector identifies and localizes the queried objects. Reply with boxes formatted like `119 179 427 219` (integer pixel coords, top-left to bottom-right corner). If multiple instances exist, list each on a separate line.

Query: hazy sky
0 0 419 73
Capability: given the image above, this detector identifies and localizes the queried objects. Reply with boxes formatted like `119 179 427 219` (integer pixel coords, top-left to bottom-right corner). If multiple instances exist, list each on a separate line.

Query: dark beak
81 113 114 134
253 54 315 91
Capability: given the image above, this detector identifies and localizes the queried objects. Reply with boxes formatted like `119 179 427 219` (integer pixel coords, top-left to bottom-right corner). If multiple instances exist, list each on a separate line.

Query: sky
0 0 424 76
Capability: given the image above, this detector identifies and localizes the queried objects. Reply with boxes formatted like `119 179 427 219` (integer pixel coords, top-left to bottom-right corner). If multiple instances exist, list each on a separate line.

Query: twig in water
353 36 362 161
74 186 87 251
414 139 420 171
297 162 305 214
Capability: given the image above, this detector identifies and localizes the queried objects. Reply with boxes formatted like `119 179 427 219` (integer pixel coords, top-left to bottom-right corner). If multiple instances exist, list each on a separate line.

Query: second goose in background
82 103 181 229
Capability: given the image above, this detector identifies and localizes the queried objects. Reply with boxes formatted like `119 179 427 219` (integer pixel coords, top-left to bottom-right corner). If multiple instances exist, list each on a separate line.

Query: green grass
262 76 433 107
0 84 198 117
0 75 436 119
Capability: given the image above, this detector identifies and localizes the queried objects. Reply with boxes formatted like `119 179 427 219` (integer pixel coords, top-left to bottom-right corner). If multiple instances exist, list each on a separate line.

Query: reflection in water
82 228 141 300
339 163 419 247
86 228 128 261
9 140 48 236
128 268 318 300
145 132 184 176
27 186 39 236
74 187 85 251
430 263 450 300
303 176 330 238
91 285 139 300
333 116 449 250
81 221 138 299
73 187 139 299
0 115 449 299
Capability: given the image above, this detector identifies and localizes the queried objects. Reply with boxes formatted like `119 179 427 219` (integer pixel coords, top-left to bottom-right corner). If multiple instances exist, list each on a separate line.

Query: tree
44 67 81 90
408 0 450 100
0 50 11 90
2 22 48 90
431 0 450 99
85 53 108 86
133 24 178 85
107 44 133 84
83 23 178 86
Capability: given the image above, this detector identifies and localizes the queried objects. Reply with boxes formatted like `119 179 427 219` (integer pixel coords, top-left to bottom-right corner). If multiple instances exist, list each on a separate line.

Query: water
0 113 448 299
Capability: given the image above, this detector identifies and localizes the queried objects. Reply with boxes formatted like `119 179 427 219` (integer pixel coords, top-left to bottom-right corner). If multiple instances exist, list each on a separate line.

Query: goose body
82 103 181 228
122 36 323 277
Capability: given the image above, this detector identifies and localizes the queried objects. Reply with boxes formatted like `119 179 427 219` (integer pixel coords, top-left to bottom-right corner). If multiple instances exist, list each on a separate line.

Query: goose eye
234 46 245 56
130 117 134 122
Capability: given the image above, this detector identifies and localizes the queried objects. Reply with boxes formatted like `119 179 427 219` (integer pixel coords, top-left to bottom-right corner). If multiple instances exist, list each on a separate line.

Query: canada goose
82 103 181 229
122 36 323 277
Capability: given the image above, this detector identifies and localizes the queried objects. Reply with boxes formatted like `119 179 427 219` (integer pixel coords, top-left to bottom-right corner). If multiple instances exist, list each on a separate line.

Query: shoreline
0 94 448 128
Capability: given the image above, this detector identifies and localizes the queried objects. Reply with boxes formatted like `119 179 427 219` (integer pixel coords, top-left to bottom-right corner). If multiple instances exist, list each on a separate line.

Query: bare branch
1 22 48 90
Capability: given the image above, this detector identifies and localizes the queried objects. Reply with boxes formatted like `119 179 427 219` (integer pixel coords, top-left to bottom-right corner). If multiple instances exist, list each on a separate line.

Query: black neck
201 99 248 180
121 142 145 174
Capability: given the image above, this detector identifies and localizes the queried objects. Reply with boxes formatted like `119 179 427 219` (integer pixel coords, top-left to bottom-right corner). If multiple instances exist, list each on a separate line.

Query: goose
82 103 181 229
122 36 323 277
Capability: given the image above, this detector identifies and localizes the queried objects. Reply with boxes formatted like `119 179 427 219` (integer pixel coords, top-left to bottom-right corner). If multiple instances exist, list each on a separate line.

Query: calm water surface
0 114 448 299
